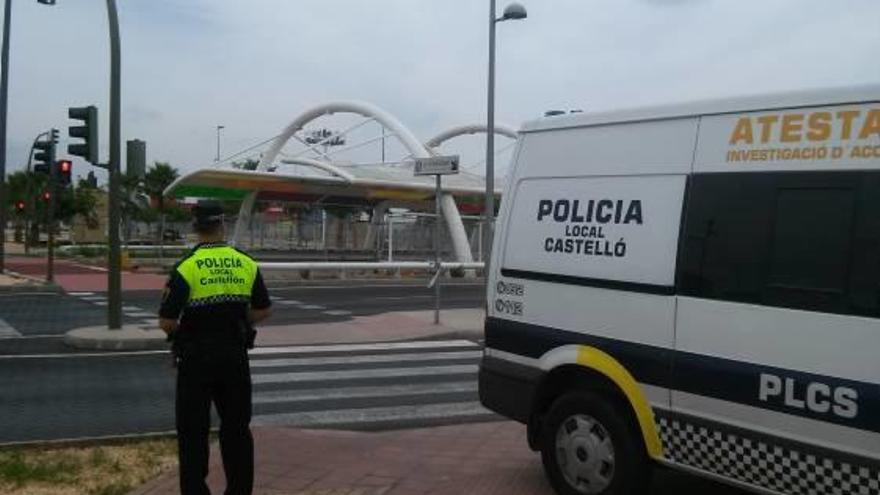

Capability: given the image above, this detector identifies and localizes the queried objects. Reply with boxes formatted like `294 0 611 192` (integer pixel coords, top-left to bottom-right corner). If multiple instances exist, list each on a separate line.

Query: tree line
5 162 184 245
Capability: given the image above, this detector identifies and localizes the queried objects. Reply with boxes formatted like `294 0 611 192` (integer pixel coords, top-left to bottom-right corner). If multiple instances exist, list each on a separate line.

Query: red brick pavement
130 422 552 495
128 421 742 495
6 256 166 292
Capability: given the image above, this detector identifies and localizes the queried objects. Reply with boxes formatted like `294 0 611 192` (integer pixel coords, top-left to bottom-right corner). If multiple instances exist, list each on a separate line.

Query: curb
0 269 59 293
64 324 169 351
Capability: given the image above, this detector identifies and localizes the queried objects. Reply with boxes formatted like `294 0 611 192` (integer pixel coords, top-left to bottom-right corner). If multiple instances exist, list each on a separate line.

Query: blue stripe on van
486 317 880 434
500 268 676 296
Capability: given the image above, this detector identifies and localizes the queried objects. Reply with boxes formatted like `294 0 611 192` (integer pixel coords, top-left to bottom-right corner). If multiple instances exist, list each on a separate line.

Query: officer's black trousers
176 349 253 495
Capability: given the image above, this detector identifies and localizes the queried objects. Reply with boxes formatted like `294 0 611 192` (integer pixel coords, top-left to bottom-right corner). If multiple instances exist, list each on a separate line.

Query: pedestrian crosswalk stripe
253 382 477 405
122 306 143 312
250 350 481 369
68 292 95 296
0 318 22 338
126 312 154 318
79 296 106 301
250 339 478 356
277 301 302 306
252 401 492 428
299 304 325 310
251 364 477 385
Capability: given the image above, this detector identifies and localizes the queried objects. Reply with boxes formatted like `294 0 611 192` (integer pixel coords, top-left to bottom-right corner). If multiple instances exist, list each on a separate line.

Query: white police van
479 86 880 495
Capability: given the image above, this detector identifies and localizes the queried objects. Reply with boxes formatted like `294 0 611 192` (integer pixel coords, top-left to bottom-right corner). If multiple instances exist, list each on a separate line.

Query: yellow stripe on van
576 346 664 459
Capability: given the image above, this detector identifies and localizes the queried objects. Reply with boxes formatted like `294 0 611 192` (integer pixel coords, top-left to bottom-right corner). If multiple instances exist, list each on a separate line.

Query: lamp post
215 125 224 162
0 0 57 272
484 1 526 269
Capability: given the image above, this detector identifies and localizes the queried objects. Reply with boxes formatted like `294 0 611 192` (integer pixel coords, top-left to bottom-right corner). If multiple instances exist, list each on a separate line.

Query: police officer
159 200 271 495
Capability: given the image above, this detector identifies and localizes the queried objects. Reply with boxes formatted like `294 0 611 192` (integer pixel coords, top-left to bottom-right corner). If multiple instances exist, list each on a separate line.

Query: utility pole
0 0 57 272
0 0 12 271
106 0 122 329
46 129 57 282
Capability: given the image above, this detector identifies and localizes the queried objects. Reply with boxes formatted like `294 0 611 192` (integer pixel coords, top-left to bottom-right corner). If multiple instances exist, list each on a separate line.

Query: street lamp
0 0 57 272
484 1 526 268
215 125 225 162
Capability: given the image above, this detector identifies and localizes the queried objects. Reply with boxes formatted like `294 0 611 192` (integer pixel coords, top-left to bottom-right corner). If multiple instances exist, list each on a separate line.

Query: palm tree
142 162 180 244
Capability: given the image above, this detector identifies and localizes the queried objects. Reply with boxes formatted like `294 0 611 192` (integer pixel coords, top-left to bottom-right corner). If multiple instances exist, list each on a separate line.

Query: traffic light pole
0 0 12 272
106 0 122 329
46 133 56 283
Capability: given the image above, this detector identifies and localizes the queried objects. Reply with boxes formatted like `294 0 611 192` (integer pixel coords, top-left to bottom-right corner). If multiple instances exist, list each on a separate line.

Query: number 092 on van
478 86 880 495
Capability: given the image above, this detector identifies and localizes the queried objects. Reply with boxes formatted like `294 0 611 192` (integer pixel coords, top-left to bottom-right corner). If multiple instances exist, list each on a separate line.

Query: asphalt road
0 281 484 356
0 282 747 493
0 339 745 494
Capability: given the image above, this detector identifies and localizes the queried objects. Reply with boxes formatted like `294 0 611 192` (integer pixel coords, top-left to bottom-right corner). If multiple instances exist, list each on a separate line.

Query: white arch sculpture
233 101 474 264
425 123 518 149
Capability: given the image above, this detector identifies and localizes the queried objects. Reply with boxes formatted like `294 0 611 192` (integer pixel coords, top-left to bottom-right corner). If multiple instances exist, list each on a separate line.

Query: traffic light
56 160 72 186
33 134 55 174
14 200 25 213
41 190 51 202
68 105 98 164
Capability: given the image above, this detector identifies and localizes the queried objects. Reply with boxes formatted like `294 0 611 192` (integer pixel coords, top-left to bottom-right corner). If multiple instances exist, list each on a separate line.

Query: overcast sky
4 0 879 181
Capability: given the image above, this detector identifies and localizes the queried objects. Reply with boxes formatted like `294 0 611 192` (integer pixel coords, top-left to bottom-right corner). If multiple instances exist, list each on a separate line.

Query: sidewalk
256 308 485 346
131 422 551 495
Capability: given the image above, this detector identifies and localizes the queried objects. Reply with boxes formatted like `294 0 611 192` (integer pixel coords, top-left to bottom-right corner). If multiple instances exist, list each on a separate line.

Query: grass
0 438 177 495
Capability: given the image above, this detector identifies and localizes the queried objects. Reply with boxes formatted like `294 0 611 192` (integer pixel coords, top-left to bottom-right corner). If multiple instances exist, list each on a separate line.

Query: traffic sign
413 155 460 176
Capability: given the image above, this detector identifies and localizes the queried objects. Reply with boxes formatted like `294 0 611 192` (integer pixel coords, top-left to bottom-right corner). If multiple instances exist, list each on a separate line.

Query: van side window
677 172 880 317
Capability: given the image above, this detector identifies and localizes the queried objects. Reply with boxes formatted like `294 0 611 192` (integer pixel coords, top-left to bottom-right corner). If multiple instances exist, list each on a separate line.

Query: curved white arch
425 123 518 149
258 100 431 171
234 101 474 264
278 157 355 182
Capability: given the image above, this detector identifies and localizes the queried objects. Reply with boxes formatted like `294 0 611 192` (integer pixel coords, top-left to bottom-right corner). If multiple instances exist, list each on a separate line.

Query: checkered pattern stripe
187 294 250 307
657 414 880 495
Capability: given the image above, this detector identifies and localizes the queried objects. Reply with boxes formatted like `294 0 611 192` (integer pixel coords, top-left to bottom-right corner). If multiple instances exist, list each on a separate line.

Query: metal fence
231 209 484 261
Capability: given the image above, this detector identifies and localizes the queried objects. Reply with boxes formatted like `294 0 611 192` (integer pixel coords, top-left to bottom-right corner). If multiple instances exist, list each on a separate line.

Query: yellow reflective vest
175 245 259 307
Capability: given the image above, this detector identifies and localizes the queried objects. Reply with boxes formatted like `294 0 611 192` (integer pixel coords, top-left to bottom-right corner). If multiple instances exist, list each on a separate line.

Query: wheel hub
555 414 616 494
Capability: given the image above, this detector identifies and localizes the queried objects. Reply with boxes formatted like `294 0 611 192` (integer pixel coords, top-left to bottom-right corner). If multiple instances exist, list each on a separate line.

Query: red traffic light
42 191 51 202
55 159 73 186
15 200 25 212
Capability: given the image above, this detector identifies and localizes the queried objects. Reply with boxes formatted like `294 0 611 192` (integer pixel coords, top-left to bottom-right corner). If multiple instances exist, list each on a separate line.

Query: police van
479 86 880 495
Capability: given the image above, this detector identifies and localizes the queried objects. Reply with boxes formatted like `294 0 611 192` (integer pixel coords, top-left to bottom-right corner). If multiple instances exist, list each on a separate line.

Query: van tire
540 391 651 495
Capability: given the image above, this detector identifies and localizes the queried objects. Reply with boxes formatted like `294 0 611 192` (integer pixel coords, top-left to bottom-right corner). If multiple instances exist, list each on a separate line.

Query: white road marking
122 306 144 312
269 282 483 291
277 301 302 306
68 292 96 296
367 295 433 301
321 309 352 316
253 401 492 427
0 350 169 359
0 318 22 338
251 364 477 384
126 312 155 318
0 334 63 339
250 339 478 355
299 304 325 310
250 350 481 368
0 339 479 360
253 382 477 405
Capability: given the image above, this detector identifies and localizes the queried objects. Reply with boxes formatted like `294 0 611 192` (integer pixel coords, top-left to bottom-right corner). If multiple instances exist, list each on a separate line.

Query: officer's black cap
192 200 225 227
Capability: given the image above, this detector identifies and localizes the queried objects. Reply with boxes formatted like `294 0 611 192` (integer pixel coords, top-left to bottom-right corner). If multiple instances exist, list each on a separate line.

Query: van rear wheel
540 391 650 495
